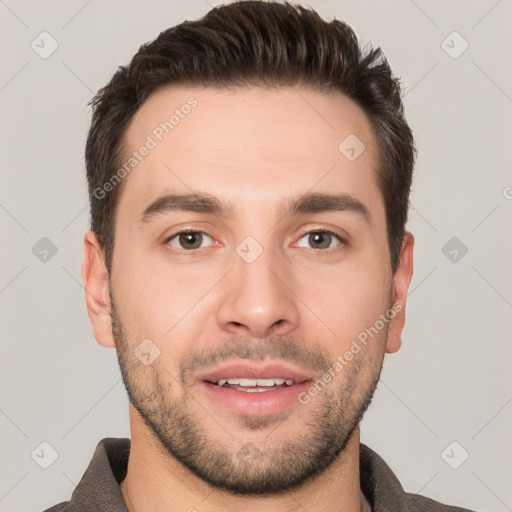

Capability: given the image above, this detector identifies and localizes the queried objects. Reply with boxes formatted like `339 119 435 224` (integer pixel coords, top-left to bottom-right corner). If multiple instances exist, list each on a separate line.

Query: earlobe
385 231 414 354
82 231 116 348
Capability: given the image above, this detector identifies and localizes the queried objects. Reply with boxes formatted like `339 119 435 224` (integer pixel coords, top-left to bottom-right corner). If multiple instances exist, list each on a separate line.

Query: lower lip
200 381 311 416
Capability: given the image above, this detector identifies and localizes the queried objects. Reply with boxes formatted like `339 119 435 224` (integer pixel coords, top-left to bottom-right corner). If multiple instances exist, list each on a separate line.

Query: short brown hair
85 0 416 274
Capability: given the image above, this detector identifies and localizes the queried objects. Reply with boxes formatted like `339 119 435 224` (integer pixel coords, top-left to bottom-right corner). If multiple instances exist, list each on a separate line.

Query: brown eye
296 230 343 251
167 231 212 250
309 232 332 249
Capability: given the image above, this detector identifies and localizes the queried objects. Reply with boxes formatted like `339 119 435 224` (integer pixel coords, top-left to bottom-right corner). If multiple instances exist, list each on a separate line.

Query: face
86 85 413 496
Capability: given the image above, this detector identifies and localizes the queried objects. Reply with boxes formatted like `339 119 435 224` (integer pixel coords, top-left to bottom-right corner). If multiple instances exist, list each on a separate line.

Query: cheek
112 224 392 352
296 257 391 342
112 247 217 343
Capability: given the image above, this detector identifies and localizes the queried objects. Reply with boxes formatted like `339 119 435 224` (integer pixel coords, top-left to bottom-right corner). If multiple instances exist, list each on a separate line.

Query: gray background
1 1 511 511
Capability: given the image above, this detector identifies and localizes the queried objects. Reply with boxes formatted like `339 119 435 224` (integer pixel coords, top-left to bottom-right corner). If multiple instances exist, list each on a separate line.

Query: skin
82 85 414 512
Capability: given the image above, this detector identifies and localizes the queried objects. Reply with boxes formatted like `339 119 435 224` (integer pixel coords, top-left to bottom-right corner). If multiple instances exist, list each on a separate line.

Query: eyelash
163 228 346 255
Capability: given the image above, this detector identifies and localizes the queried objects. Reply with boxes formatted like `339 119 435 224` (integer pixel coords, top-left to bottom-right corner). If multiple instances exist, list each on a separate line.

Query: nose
216 241 300 339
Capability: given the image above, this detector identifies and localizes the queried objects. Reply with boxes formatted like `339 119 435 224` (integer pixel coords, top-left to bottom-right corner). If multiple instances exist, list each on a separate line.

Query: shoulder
39 437 130 512
42 502 72 512
404 492 477 512
360 443 478 512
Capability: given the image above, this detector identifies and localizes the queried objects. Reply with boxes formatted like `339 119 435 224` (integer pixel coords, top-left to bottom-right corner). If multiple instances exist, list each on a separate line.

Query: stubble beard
110 288 387 496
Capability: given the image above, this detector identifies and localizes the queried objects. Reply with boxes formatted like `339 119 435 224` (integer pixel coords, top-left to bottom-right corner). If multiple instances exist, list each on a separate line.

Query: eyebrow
138 191 372 226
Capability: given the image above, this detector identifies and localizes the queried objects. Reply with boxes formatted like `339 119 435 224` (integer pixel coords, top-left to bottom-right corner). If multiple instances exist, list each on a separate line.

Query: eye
296 230 344 251
166 230 213 251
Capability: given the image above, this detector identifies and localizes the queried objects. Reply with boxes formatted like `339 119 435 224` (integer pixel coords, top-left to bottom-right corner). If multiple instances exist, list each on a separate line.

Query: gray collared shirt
42 438 477 512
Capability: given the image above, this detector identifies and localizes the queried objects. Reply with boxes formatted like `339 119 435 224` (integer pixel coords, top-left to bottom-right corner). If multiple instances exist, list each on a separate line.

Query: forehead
118 85 383 224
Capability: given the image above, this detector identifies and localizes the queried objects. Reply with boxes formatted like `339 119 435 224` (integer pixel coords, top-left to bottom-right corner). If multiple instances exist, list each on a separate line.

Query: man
45 1 477 511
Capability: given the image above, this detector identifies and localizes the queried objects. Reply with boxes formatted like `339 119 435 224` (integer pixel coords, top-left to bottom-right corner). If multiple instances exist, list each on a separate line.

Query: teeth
237 388 273 392
227 378 256 386
216 378 294 387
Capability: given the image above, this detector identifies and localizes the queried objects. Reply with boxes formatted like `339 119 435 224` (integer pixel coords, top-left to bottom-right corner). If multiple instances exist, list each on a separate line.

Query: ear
82 230 116 348
385 231 414 354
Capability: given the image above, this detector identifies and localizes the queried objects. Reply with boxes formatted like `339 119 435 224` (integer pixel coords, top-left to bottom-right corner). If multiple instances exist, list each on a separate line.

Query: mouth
196 361 314 416
205 377 304 392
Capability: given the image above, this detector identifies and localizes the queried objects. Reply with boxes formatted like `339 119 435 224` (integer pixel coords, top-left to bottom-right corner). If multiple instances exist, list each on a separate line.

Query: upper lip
196 361 315 384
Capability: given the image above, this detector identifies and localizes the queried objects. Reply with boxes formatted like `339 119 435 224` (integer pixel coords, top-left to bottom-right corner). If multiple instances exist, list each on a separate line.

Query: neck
120 404 365 512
